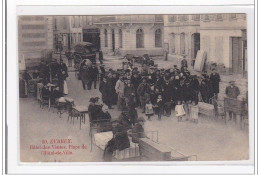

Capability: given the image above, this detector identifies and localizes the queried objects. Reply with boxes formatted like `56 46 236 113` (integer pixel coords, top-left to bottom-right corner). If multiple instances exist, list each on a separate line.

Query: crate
139 138 172 161
198 102 215 116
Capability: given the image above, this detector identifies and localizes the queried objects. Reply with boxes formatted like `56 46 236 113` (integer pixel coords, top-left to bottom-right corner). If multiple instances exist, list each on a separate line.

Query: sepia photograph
18 14 249 162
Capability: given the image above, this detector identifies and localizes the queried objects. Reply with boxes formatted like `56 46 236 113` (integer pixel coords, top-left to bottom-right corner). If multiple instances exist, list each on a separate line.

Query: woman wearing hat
103 118 130 161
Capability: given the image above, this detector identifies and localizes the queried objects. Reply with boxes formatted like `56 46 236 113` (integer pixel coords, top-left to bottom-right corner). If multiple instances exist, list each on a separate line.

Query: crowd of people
19 58 69 106
19 52 245 161
80 57 224 121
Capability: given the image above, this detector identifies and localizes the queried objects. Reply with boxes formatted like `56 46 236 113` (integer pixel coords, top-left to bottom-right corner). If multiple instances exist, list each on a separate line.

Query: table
72 105 88 129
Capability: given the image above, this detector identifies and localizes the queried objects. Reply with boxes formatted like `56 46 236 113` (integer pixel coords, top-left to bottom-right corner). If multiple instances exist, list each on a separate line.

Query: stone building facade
18 16 53 69
53 16 70 51
164 14 201 60
164 14 247 75
69 16 83 47
200 14 247 75
83 15 165 56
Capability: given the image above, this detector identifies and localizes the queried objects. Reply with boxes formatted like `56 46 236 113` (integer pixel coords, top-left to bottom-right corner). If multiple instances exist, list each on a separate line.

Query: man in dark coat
210 69 221 99
81 65 92 90
137 77 151 113
131 72 141 105
124 80 135 107
99 77 112 109
225 81 240 120
49 59 60 79
190 75 200 104
200 76 210 103
118 111 132 131
57 59 68 93
98 50 104 64
110 72 119 105
225 81 240 99
162 80 173 117
172 75 181 104
38 60 50 81
181 56 188 71
91 64 99 89
154 74 165 90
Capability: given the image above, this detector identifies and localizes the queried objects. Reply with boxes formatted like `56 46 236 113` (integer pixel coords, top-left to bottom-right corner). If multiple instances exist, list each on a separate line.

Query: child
175 101 186 122
156 95 164 120
145 101 154 121
190 101 199 123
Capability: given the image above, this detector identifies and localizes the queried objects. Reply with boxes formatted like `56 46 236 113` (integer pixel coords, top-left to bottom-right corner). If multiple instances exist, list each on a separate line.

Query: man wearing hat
225 81 240 121
210 68 221 99
90 63 99 89
200 74 210 103
99 77 113 109
181 56 188 68
225 81 240 99
49 58 60 79
137 77 151 113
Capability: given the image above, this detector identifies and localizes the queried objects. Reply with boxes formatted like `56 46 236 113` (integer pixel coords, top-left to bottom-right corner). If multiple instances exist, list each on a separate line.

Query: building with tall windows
82 15 164 56
53 16 83 51
164 14 247 75
69 16 83 47
200 14 247 75
52 14 247 76
164 14 201 61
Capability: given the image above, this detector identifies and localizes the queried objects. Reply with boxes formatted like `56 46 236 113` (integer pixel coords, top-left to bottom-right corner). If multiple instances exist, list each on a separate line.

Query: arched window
180 33 185 54
155 29 162 48
104 29 108 47
119 29 123 48
136 29 144 48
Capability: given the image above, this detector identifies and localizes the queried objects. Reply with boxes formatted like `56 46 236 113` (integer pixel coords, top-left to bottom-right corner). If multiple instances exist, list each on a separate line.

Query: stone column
99 28 105 51
186 32 192 58
175 33 180 55
107 28 113 52
114 28 119 50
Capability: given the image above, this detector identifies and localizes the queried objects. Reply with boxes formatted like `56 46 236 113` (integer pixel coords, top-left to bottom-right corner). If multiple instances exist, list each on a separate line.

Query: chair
67 100 75 121
53 97 67 118
39 88 49 109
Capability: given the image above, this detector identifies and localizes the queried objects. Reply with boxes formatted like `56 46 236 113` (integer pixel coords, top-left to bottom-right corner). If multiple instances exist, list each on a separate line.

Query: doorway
191 33 200 59
231 37 243 74
83 28 100 50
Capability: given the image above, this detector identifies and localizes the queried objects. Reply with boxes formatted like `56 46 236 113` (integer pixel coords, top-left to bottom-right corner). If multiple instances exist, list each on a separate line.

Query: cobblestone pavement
20 55 249 162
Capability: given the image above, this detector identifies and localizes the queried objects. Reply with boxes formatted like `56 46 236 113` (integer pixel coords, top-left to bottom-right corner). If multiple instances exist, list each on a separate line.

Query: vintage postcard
18 14 249 163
